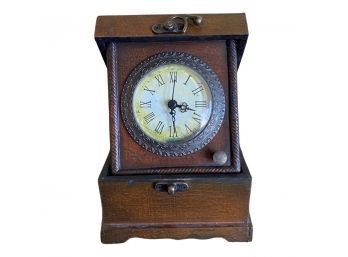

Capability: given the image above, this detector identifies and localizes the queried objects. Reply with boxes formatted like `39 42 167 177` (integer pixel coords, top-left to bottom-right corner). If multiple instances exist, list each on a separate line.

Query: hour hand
178 102 196 113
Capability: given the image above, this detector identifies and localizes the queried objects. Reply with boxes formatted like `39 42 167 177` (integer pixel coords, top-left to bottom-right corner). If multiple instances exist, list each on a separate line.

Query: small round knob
213 151 227 165
167 184 176 195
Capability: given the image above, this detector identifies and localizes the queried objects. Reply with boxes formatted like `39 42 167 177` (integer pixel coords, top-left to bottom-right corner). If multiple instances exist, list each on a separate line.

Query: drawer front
100 177 251 224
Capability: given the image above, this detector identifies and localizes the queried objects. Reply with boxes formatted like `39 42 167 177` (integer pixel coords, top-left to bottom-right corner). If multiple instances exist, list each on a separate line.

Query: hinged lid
95 13 248 66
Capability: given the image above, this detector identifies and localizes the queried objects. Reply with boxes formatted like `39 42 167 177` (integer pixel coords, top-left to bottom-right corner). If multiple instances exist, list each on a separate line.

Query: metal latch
152 15 202 34
154 182 189 195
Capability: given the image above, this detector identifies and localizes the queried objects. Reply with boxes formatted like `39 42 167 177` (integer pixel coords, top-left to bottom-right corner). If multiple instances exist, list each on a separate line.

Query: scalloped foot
101 219 252 244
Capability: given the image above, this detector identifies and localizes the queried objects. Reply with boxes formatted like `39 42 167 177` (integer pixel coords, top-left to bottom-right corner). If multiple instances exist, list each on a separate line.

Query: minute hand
171 79 176 101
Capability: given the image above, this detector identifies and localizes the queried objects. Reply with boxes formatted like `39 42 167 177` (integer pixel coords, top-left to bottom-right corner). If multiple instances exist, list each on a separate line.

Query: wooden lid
95 13 248 39
95 13 248 63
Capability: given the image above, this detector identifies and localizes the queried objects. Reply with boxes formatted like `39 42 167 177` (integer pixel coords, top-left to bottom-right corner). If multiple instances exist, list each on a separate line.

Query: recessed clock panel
116 41 232 171
121 52 225 157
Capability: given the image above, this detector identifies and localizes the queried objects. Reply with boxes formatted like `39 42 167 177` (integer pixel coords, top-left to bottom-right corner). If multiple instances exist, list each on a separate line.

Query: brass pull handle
152 15 202 34
154 182 189 195
167 184 176 195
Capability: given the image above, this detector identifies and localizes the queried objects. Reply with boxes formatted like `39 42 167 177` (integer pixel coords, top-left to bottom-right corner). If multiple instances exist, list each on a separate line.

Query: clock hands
168 100 195 113
171 77 176 101
170 109 177 136
167 77 195 136
167 75 178 135
177 102 196 113
168 101 195 111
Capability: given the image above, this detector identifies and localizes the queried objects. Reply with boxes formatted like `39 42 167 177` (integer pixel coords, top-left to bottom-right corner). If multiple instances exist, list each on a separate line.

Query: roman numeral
144 112 155 124
192 85 204 95
143 86 155 95
155 121 164 134
169 126 178 138
154 74 165 87
170 72 177 84
195 100 207 108
185 124 193 134
192 112 202 124
184 75 191 85
140 101 151 108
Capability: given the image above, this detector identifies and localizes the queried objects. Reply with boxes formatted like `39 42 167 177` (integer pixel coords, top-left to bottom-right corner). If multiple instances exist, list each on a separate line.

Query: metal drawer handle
154 182 189 195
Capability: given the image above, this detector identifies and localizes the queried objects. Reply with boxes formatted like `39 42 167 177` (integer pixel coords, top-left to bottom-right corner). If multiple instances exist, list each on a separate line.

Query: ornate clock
95 13 252 243
121 52 225 156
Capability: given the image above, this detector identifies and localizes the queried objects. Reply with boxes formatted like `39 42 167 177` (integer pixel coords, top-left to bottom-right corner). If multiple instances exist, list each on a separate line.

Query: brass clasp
154 182 189 195
152 15 202 34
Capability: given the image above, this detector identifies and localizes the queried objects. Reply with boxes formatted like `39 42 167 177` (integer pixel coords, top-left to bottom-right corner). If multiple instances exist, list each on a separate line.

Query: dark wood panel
96 13 252 244
116 40 231 171
98 151 252 243
95 14 248 38
99 153 251 224
101 221 252 243
100 178 250 224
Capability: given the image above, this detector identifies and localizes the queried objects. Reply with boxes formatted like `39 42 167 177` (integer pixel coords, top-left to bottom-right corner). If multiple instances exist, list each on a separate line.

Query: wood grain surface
95 13 248 39
98 152 252 243
96 14 252 243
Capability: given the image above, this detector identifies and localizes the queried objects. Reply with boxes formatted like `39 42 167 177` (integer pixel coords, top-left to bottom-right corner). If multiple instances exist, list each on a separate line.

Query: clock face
132 64 212 144
121 52 225 156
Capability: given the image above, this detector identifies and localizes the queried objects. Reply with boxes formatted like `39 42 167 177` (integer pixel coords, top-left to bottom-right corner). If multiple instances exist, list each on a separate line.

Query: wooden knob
213 151 227 165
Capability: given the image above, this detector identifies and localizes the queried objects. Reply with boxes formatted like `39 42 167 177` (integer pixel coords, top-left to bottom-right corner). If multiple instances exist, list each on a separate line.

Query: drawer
99 173 251 224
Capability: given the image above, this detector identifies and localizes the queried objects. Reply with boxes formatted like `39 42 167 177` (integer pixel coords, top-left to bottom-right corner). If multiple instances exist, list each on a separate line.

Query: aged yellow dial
132 64 213 144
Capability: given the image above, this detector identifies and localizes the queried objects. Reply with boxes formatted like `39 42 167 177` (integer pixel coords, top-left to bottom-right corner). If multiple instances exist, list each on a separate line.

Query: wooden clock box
95 13 252 243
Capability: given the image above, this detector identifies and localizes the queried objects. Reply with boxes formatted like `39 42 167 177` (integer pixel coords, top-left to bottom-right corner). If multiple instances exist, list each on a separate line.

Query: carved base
101 215 253 244
101 217 252 243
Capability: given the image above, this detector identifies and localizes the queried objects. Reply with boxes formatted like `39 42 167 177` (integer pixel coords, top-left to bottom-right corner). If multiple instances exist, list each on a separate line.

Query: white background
1 0 348 256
